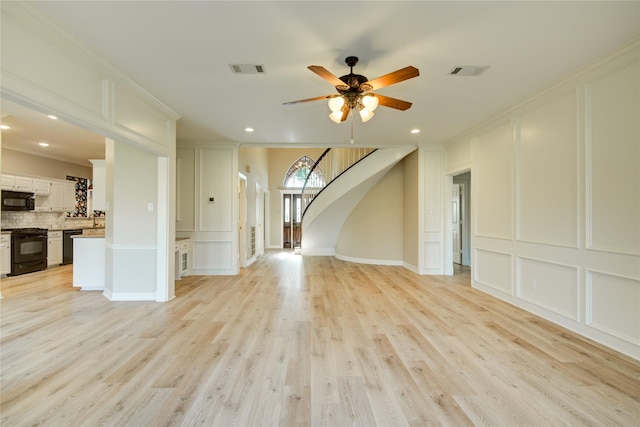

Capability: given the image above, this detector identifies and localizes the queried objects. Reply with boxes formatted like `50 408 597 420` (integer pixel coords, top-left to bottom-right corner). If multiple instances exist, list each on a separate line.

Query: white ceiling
1 99 106 166
2 1 639 163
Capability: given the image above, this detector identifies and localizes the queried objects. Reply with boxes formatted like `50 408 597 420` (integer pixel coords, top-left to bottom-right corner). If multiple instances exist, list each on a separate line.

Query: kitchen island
71 234 104 291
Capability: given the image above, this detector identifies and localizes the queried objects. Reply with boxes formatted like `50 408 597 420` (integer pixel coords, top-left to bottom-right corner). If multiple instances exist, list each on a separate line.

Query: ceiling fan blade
283 94 332 106
308 65 346 87
375 94 413 111
367 66 419 90
341 105 350 122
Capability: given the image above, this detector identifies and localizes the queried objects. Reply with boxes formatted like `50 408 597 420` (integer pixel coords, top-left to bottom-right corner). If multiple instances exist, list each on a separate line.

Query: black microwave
1 190 35 211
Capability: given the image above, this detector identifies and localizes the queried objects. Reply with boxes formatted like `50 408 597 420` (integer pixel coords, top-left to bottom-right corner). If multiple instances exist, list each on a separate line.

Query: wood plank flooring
1 251 639 426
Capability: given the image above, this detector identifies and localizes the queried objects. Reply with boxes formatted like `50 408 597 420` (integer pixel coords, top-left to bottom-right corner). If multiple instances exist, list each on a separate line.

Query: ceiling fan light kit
284 56 419 125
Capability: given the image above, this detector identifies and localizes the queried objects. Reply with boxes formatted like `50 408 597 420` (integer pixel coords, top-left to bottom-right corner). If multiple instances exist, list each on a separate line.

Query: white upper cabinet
1 175 16 190
2 175 37 193
14 177 33 192
33 179 52 195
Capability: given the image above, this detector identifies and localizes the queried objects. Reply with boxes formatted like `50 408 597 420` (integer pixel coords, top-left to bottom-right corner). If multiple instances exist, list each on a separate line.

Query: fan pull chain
350 110 355 144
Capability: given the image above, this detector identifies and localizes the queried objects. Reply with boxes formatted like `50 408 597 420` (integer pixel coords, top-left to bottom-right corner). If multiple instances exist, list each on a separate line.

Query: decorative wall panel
192 241 233 271
176 148 195 231
423 240 441 271
475 249 512 293
475 123 513 239
587 61 640 255
517 257 578 320
423 150 442 233
518 92 578 247
198 148 233 232
587 271 640 345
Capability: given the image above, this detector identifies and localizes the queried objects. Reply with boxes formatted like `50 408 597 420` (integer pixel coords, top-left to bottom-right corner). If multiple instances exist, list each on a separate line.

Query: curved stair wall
301 145 416 258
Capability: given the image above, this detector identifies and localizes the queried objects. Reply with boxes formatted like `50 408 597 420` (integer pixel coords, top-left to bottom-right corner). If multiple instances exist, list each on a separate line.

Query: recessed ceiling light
0 125 10 130
410 129 420 134
47 114 58 120
39 142 49 147
245 127 254 133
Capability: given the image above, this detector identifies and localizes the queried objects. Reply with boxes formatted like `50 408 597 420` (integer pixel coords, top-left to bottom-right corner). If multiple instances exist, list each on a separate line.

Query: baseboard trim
103 291 157 301
335 253 403 266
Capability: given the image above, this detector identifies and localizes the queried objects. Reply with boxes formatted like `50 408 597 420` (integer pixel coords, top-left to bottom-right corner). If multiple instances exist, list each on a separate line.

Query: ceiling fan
284 56 419 123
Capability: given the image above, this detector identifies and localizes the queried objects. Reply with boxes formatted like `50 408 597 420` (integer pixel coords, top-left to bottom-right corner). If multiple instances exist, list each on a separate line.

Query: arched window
283 156 325 188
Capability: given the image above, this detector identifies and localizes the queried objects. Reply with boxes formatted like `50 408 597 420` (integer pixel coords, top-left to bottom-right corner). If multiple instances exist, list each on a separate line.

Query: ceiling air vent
448 65 489 76
230 64 266 74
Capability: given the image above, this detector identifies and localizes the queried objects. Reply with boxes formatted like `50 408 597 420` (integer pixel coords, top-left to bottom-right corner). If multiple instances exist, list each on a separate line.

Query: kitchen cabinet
34 180 52 211
0 233 10 276
1 174 15 190
82 228 105 236
47 231 63 267
50 181 77 212
33 179 51 195
63 182 76 211
175 238 191 279
35 194 51 211
2 174 76 212
49 182 65 211
14 177 34 192
0 174 34 192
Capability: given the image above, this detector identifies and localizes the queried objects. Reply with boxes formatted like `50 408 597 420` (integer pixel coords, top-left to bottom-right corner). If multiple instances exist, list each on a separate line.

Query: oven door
12 234 48 264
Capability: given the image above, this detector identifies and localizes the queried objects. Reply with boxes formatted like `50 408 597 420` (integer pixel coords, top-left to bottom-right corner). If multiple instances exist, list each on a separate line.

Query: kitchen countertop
71 235 105 239
49 227 106 231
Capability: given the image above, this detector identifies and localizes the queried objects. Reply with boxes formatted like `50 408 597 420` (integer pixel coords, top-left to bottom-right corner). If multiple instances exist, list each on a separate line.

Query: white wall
402 150 419 271
335 162 404 264
1 149 93 180
104 139 159 300
444 39 640 359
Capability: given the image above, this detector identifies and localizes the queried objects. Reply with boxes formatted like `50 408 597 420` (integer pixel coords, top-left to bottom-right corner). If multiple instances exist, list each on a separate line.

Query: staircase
301 145 416 256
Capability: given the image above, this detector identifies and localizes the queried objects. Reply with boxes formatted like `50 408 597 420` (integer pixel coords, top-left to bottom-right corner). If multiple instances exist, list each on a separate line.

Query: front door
283 194 302 249
292 194 302 248
283 194 292 248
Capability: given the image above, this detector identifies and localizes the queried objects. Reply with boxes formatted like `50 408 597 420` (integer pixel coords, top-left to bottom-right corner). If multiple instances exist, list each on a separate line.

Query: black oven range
5 228 48 276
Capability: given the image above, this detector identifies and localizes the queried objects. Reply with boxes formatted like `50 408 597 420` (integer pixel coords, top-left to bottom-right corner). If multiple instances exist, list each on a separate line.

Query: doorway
282 193 302 249
238 173 248 267
452 183 462 264
452 172 471 270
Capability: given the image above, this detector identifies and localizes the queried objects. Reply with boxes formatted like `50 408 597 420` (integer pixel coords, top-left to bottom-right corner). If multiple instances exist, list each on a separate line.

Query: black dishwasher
62 229 83 264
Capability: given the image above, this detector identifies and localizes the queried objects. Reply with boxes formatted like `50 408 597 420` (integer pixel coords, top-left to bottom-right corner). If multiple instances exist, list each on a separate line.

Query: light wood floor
1 251 639 426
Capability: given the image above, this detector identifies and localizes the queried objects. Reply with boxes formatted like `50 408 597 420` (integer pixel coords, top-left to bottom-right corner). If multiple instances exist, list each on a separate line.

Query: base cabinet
48 231 63 267
175 239 190 279
1 234 11 276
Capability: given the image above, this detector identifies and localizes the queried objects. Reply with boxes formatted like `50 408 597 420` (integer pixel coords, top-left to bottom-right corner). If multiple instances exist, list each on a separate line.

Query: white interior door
238 174 247 267
452 183 462 264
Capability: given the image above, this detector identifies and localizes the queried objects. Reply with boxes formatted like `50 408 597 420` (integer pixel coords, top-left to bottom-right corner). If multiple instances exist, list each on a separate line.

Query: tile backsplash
1 211 104 230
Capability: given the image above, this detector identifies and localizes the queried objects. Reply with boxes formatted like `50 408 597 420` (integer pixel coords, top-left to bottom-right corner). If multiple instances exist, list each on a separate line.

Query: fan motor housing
336 56 371 94
338 74 369 93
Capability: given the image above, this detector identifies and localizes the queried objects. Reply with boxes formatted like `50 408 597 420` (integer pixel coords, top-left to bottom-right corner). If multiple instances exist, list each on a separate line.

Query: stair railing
301 147 376 217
